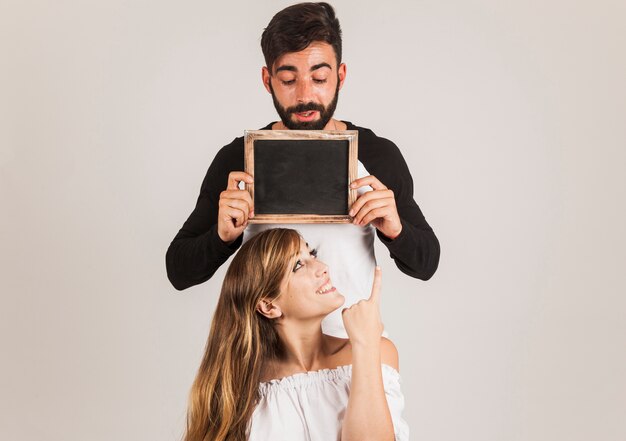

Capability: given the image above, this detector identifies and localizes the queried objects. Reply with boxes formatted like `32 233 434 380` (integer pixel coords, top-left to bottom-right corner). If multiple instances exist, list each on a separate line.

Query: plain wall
1 0 625 440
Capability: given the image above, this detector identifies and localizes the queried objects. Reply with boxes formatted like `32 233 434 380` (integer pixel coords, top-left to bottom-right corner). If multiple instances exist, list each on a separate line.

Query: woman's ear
256 299 283 319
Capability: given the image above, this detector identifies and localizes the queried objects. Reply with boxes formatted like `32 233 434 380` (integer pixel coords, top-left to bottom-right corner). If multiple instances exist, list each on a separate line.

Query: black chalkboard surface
244 130 358 223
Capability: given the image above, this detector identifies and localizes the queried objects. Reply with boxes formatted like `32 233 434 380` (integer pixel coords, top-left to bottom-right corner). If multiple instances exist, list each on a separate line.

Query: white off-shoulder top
247 364 409 440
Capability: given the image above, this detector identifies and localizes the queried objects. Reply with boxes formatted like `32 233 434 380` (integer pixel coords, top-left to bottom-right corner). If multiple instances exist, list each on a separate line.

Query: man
166 2 440 337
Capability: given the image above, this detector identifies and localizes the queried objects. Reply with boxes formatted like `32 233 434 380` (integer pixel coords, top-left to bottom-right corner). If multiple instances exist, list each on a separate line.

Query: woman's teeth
316 282 333 294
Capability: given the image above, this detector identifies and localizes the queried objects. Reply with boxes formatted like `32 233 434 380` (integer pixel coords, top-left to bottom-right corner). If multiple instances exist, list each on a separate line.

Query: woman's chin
329 292 345 310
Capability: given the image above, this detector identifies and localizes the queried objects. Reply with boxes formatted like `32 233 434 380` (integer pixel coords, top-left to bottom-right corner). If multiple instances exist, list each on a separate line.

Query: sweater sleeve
360 132 440 280
165 140 245 290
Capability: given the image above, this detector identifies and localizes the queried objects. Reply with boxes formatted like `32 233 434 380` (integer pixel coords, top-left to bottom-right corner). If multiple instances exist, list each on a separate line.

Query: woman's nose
315 260 329 277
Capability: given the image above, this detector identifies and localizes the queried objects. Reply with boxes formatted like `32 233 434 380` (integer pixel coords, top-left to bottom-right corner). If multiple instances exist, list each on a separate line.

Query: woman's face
274 238 345 321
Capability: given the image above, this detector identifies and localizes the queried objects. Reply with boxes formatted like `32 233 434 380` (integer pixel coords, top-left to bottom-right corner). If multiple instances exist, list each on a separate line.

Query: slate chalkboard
244 130 358 223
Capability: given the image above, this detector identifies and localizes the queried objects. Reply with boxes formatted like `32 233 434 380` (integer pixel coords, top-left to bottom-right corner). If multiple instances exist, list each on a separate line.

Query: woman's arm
340 268 395 441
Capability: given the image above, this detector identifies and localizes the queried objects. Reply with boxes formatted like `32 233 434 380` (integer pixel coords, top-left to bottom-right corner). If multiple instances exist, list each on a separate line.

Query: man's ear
256 298 282 319
262 66 272 94
337 62 347 91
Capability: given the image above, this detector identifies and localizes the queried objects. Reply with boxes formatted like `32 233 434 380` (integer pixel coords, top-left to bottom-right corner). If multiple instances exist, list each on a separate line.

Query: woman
184 228 409 441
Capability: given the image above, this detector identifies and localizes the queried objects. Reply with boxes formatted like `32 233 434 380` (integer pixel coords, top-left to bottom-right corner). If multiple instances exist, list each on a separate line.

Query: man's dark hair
261 2 342 72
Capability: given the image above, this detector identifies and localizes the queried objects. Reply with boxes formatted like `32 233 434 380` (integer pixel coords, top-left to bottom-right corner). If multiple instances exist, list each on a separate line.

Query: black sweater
166 122 440 290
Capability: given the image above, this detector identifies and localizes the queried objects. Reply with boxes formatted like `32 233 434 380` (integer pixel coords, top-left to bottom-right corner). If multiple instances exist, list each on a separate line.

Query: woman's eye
310 248 318 258
293 260 303 272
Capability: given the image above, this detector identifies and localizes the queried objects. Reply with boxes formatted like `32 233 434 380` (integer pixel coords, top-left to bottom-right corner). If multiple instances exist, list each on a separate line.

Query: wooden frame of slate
244 130 358 223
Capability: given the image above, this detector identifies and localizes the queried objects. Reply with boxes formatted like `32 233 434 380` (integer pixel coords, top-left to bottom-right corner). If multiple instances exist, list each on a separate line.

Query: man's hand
341 267 384 348
217 171 254 244
349 176 402 240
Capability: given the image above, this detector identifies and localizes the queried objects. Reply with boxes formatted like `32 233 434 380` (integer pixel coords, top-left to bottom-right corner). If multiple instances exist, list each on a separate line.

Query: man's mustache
286 102 326 114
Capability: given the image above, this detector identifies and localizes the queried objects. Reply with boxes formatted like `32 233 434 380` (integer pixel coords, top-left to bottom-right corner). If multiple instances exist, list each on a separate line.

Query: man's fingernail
350 183 356 188
250 211 254 217
349 210 354 216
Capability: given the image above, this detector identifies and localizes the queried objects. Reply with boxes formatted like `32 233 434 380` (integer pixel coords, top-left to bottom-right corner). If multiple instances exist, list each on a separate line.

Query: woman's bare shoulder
323 334 352 365
380 337 399 371
259 360 279 383
324 335 399 371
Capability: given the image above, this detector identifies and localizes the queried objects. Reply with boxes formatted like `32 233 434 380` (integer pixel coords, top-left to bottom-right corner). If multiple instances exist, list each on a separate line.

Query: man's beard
270 81 340 130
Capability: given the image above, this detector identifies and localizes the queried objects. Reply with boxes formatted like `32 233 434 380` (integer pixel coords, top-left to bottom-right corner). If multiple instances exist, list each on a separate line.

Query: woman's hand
340 267 395 441
341 267 383 348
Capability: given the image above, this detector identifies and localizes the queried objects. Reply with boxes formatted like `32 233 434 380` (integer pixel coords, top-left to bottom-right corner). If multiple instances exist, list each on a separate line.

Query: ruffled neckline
258 364 400 396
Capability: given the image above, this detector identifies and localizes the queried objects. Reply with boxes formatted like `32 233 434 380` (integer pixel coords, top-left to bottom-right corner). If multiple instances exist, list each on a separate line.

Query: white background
1 1 625 440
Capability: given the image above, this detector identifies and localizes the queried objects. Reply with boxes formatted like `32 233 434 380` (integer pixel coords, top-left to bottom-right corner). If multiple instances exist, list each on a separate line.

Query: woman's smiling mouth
316 280 335 294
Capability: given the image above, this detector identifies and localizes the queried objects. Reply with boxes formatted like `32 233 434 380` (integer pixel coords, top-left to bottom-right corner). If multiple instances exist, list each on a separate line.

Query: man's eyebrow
275 65 297 73
274 63 332 74
310 62 332 72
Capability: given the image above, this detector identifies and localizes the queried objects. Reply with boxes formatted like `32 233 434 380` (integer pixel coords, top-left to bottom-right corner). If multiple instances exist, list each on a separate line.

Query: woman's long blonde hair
184 228 301 441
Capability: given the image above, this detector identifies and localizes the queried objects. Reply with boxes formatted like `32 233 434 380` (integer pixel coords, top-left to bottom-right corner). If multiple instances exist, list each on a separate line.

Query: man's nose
296 80 313 103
